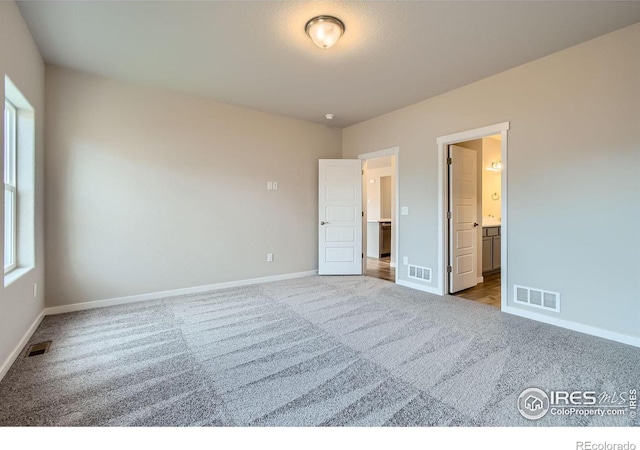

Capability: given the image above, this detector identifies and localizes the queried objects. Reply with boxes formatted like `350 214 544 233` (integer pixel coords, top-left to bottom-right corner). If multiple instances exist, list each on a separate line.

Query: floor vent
408 264 431 282
26 341 52 357
514 285 560 312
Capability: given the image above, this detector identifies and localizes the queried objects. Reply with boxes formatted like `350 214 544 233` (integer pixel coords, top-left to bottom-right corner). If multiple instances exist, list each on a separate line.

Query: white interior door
449 145 478 293
318 159 363 275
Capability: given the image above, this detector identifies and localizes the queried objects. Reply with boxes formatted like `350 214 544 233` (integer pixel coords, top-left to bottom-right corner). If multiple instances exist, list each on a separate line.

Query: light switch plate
401 207 409 215
403 257 408 265
267 181 273 190
267 253 274 262
273 182 278 190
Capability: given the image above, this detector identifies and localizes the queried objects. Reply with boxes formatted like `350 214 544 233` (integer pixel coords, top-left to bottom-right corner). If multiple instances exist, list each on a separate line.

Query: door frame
358 147 399 283
436 122 509 310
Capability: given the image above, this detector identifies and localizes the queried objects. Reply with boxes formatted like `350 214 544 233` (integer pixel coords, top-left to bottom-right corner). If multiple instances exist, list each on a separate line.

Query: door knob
321 221 330 225
473 222 479 227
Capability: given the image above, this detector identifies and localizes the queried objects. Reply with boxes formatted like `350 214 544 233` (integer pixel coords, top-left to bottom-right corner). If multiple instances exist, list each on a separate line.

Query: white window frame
4 99 17 274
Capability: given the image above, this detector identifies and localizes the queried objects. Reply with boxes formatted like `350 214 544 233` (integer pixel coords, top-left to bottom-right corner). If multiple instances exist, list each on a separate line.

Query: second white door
449 145 478 293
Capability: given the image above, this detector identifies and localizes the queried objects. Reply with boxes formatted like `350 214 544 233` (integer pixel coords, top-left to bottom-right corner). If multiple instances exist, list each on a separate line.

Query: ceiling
17 1 640 128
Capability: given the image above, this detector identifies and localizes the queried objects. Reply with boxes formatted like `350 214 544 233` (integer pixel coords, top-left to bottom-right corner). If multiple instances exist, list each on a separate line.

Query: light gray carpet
0 275 638 426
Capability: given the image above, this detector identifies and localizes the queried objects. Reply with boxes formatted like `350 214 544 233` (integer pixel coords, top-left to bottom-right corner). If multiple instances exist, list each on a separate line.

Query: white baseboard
396 279 442 295
503 305 640 348
0 310 45 382
477 276 484 283
390 262 397 268
45 270 318 315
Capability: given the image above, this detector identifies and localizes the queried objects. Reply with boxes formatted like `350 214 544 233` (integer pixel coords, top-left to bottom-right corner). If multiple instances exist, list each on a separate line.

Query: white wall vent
408 264 431 282
514 285 560 312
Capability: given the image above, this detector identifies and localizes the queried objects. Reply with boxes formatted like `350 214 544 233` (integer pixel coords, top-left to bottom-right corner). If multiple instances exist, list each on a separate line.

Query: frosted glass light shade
305 16 345 50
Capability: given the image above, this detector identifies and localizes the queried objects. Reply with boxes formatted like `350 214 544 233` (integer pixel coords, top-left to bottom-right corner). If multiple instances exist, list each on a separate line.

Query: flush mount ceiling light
305 15 345 50
325 113 334 120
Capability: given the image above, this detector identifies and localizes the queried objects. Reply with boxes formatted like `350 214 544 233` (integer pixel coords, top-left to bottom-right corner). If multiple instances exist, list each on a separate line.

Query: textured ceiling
17 1 640 127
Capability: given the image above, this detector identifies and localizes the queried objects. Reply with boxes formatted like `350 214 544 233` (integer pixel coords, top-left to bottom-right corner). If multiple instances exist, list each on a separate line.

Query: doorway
359 147 399 283
437 123 509 310
450 136 502 307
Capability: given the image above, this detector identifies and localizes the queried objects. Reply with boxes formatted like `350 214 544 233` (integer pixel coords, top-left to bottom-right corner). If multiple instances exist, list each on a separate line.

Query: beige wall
45 66 342 307
343 23 640 338
380 176 392 219
0 2 46 372
482 137 501 219
366 165 393 221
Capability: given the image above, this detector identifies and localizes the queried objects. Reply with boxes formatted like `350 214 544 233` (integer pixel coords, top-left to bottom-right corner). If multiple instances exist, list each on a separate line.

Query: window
4 75 35 284
4 99 16 273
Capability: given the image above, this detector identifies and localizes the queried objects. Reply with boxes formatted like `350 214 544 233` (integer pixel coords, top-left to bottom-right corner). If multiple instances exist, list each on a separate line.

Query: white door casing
318 159 363 275
449 145 478 293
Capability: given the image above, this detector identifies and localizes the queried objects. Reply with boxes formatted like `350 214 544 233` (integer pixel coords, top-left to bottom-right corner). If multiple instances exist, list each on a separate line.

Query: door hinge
447 157 452 165
362 170 364 175
447 265 452 273
447 211 452 219
362 253 364 259
362 211 364 217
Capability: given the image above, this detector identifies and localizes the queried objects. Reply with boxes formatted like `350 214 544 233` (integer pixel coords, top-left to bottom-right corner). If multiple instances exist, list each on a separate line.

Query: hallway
365 257 395 283
454 272 501 308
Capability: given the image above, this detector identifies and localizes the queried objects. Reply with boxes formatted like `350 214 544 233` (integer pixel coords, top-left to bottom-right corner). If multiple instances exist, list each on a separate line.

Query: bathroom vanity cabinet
482 226 501 273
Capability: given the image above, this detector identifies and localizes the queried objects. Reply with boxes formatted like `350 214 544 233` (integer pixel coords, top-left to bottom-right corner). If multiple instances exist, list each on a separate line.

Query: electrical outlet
33 283 37 298
401 206 409 215
403 257 408 266
272 181 278 190
267 253 273 262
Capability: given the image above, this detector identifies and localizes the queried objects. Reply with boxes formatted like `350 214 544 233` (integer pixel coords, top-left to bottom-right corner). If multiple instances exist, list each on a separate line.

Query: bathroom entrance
443 131 505 308
437 122 509 309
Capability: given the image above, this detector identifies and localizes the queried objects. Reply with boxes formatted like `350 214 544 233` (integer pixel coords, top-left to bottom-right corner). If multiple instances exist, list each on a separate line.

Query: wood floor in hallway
454 271 501 308
366 256 395 283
